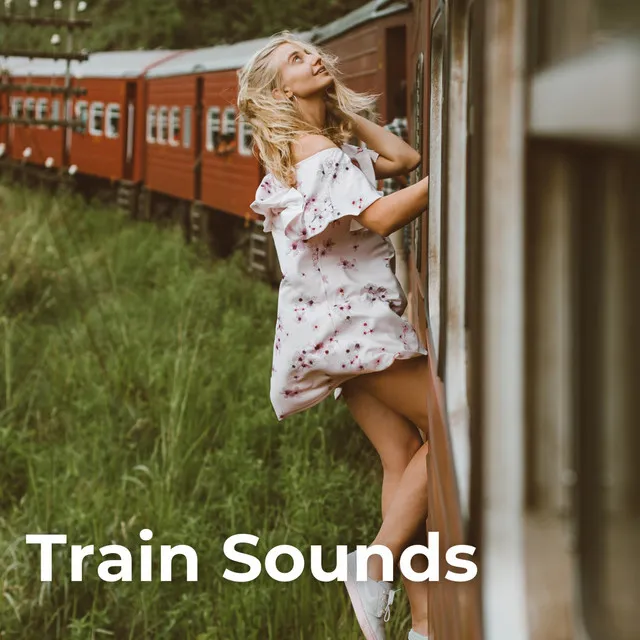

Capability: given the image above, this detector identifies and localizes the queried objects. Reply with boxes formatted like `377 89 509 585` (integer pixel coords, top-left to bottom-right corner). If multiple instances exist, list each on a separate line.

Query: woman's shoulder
291 134 339 166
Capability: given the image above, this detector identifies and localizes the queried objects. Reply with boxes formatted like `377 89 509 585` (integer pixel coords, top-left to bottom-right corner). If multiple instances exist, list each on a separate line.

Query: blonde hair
237 31 379 187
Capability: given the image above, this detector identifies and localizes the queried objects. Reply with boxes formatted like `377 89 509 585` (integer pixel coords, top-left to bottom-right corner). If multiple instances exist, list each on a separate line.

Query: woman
238 32 431 640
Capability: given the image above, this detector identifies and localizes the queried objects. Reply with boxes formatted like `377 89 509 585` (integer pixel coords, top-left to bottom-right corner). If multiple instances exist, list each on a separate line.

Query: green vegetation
0 184 411 638
1 0 370 52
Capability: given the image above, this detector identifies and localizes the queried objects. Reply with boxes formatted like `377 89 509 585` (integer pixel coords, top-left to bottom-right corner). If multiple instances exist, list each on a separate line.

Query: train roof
5 50 179 79
0 56 32 74
312 0 410 44
3 57 71 77
73 50 180 78
146 33 313 79
145 37 272 78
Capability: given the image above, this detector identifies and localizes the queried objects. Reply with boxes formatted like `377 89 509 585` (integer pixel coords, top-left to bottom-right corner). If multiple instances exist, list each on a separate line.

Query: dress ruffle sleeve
250 175 302 234
250 145 383 240
282 146 384 242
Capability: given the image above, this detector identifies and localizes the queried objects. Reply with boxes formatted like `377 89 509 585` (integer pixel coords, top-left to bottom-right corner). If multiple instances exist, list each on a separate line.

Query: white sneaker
344 550 396 640
408 630 430 640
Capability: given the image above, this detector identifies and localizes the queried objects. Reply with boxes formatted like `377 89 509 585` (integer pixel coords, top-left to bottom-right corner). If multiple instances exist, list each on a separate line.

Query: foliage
0 183 412 638
0 0 371 52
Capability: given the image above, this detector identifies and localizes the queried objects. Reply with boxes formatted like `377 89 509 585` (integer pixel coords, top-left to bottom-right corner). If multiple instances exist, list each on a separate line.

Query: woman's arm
359 175 429 237
351 113 421 179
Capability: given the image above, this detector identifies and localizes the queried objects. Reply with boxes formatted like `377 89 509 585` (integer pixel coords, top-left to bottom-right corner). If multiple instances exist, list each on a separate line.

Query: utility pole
0 0 92 174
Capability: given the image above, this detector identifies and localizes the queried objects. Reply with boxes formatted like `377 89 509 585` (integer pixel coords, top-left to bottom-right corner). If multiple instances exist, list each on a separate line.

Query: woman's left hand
351 113 421 177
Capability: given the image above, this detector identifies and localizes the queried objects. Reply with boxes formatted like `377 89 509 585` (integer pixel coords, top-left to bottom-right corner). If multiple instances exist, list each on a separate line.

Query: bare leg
342 355 431 635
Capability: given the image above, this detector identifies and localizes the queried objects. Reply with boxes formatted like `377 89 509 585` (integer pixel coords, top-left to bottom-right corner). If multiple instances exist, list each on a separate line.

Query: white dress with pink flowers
250 143 428 421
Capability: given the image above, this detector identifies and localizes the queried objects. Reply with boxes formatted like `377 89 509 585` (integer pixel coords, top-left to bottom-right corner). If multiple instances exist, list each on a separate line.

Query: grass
0 183 412 639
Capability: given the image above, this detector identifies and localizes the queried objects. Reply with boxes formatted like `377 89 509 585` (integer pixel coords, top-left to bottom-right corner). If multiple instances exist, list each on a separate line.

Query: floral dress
250 143 428 421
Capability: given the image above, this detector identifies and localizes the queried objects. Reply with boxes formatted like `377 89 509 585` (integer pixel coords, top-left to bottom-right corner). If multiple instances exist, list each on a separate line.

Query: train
1 1 637 639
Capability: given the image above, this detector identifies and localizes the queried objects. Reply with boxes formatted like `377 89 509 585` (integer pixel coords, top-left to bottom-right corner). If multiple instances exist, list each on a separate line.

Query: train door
123 81 136 180
385 25 407 122
194 76 204 201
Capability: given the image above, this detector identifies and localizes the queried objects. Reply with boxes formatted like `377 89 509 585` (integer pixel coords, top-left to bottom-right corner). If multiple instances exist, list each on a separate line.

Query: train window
89 102 104 136
51 99 61 130
146 106 157 143
157 107 169 144
221 106 236 137
11 97 23 118
36 98 48 128
126 103 135 162
182 107 192 149
75 100 89 128
24 98 36 124
206 106 221 152
105 103 120 139
219 106 238 154
238 116 253 157
169 106 181 146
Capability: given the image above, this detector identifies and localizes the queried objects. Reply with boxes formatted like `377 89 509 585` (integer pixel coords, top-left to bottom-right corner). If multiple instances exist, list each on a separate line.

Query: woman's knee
379 430 422 474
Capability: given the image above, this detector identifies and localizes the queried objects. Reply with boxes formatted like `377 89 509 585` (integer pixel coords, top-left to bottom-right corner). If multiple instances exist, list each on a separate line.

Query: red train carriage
69 50 180 188
197 39 275 219
142 50 201 204
143 38 274 249
7 58 70 169
144 39 269 218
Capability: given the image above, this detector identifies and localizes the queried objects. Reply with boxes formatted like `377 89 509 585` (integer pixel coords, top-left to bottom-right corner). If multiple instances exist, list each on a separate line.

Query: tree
0 0 372 51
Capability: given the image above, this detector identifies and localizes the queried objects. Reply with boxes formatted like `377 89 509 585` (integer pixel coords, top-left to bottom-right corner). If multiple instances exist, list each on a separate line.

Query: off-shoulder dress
250 142 428 421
